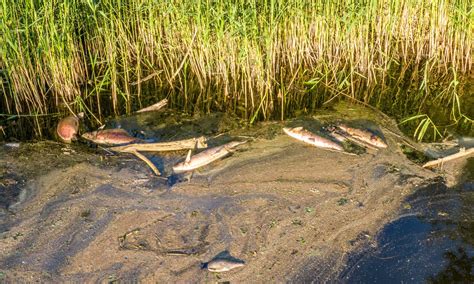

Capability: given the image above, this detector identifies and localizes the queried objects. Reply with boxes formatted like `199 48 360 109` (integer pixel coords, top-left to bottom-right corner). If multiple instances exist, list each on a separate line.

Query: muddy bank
341 158 474 283
0 105 443 282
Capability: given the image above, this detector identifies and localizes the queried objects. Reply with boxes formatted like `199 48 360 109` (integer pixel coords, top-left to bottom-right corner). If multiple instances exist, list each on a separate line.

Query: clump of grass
1 0 472 139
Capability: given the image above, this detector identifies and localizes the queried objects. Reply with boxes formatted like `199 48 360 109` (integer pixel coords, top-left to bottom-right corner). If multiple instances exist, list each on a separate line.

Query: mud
340 158 474 283
0 103 443 282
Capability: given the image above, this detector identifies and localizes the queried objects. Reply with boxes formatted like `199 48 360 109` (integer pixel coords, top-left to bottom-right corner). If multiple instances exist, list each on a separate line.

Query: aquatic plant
1 0 472 140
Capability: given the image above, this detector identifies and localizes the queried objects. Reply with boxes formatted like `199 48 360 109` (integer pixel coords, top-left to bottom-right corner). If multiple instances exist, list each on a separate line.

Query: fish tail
200 262 208 269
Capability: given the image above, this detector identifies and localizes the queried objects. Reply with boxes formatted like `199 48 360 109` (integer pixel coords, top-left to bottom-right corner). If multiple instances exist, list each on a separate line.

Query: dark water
340 158 474 283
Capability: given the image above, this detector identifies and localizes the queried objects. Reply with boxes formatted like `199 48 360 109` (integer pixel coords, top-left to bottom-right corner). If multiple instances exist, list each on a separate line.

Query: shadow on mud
340 158 474 283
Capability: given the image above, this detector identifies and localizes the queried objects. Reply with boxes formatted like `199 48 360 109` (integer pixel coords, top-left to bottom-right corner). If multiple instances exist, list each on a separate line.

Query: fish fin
187 172 194 183
185 149 192 163
293 126 303 131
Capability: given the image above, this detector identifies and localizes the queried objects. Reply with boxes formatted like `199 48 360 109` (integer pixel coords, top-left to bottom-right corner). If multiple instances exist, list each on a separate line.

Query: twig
381 126 418 150
109 136 207 153
130 71 162 86
98 145 115 155
422 148 474 168
129 149 161 176
135 99 168 113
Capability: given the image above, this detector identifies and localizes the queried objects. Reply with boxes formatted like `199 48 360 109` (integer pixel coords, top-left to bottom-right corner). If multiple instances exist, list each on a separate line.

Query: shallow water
340 159 474 283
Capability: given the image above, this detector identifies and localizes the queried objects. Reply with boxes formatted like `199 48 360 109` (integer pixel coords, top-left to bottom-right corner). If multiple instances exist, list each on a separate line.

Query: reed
1 0 472 140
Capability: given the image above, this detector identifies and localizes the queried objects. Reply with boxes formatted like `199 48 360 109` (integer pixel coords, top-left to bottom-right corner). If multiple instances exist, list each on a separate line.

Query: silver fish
326 126 378 150
202 258 245 272
283 127 344 151
325 126 348 143
173 141 246 173
337 124 387 148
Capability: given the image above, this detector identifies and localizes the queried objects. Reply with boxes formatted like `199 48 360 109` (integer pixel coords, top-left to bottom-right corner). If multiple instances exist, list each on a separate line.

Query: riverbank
0 104 450 281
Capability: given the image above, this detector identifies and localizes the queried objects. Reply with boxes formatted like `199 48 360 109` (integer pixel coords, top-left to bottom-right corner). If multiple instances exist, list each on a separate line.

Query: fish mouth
200 262 208 270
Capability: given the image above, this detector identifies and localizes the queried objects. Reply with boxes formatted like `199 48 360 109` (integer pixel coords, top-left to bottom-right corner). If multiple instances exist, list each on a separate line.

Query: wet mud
0 103 457 282
340 158 474 283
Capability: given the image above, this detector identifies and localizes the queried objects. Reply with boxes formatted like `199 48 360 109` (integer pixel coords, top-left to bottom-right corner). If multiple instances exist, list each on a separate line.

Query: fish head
370 135 388 148
81 131 97 141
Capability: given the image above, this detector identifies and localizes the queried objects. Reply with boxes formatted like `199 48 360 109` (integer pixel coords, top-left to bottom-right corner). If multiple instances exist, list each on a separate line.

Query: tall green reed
1 0 472 140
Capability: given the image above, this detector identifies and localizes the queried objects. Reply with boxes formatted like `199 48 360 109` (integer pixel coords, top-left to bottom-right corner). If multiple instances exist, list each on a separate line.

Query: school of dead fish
57 112 388 176
53 110 390 273
56 112 389 180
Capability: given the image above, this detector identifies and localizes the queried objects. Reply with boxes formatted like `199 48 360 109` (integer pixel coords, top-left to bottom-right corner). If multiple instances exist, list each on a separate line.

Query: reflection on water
429 247 474 283
340 158 474 282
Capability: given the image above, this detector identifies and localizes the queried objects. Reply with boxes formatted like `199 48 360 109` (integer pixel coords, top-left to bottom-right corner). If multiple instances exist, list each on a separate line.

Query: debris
135 99 168 113
109 136 207 153
109 137 209 176
422 147 474 168
129 149 161 176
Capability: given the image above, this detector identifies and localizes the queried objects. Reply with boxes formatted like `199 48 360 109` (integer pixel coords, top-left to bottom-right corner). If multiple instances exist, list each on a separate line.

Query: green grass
1 0 473 140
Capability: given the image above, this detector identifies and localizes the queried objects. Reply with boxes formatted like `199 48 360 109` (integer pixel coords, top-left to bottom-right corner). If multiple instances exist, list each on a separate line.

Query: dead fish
325 126 347 143
337 124 387 148
5 142 20 148
81 129 140 145
57 115 80 143
283 127 344 151
173 141 246 173
326 126 378 151
201 257 245 272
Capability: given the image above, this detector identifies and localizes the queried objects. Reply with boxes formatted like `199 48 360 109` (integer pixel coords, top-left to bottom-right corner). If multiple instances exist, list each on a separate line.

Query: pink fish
57 115 80 143
82 129 140 145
